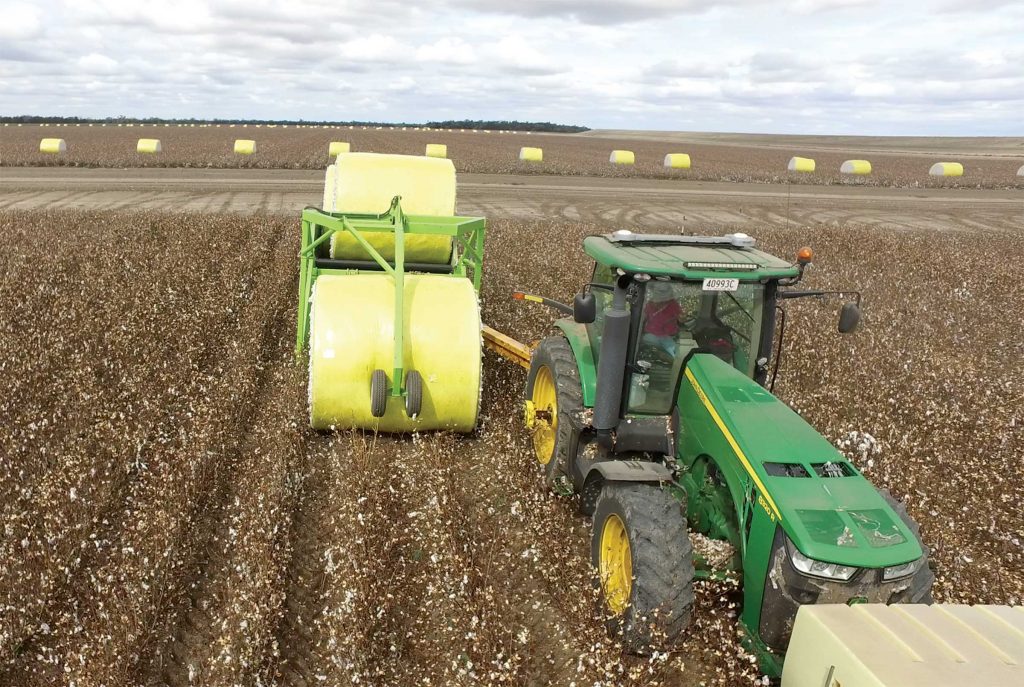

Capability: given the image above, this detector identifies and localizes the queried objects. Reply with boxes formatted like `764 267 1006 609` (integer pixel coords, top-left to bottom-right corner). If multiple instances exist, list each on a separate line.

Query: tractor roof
584 231 801 280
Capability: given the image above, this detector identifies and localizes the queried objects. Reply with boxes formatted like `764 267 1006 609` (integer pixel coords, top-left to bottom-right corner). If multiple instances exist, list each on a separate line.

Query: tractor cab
580 231 804 417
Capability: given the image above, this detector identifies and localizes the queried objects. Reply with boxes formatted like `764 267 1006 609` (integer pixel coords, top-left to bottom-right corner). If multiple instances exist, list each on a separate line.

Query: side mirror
573 291 596 324
838 302 860 333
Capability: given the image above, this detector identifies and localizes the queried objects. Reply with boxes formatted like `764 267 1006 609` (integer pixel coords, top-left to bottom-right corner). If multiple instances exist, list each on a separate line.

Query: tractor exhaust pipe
593 274 631 446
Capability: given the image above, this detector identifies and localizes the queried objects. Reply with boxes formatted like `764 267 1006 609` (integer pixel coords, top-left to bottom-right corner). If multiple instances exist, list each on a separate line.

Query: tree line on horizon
0 115 590 133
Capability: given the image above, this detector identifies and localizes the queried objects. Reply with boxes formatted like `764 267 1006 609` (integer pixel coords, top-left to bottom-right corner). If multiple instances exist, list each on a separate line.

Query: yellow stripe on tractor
685 368 782 520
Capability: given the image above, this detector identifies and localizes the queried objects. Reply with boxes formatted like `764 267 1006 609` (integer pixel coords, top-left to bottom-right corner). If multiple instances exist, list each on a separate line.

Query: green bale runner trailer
516 230 934 676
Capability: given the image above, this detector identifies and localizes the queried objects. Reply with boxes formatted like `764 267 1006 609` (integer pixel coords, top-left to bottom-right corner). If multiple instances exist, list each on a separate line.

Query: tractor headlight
787 541 857 581
883 558 923 581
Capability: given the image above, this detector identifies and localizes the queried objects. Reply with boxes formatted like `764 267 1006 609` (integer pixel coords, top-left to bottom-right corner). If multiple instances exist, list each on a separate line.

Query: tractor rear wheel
525 336 582 491
591 482 695 653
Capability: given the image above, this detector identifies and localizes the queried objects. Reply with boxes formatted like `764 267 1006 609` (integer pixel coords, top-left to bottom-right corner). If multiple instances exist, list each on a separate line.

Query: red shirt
644 300 682 336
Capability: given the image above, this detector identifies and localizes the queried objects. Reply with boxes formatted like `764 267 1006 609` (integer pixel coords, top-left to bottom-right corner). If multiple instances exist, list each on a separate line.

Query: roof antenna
786 156 815 230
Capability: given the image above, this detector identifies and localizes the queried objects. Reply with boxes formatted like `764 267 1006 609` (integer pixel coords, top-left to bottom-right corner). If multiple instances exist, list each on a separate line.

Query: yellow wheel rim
600 513 632 615
531 365 557 465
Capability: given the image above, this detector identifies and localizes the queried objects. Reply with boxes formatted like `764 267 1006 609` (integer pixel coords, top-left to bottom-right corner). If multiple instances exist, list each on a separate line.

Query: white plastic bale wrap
1017 164 1024 177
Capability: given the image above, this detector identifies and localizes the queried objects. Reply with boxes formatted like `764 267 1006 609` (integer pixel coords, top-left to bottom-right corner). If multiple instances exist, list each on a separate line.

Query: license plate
702 278 739 292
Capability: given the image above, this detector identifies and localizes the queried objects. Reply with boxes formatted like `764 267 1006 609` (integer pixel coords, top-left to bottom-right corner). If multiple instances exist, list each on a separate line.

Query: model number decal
702 278 739 292
758 493 777 522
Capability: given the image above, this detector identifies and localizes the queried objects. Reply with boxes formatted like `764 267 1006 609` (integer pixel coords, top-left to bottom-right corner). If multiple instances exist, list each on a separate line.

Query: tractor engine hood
681 354 923 569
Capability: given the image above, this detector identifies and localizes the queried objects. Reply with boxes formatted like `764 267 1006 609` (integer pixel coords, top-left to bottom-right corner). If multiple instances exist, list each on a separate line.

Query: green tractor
519 230 933 676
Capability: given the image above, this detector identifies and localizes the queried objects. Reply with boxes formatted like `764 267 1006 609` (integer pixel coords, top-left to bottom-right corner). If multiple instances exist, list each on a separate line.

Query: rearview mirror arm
778 289 861 306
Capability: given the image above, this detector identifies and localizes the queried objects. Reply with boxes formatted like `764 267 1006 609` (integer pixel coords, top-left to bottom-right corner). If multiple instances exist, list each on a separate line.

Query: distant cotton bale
663 153 691 169
425 143 447 158
787 156 815 172
609 150 635 165
234 139 256 155
1017 164 1024 177
39 138 66 154
328 141 350 157
929 162 963 177
840 159 872 175
136 138 162 154
519 146 543 162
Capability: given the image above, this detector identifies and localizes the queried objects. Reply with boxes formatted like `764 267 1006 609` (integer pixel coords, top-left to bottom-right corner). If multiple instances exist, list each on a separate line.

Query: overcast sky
1 0 1022 135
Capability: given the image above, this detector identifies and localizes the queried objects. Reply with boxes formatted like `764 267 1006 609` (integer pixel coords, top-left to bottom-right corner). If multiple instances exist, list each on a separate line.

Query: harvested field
0 204 1021 686
3 124 1023 189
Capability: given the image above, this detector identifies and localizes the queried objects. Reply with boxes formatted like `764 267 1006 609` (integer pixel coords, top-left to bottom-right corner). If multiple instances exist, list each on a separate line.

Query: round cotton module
663 153 691 169
840 159 871 175
788 156 815 173
609 150 635 165
425 143 447 158
136 138 162 154
1017 164 1024 177
308 273 481 432
234 139 256 155
328 141 350 157
323 153 456 264
929 162 963 177
39 138 66 154
519 147 543 162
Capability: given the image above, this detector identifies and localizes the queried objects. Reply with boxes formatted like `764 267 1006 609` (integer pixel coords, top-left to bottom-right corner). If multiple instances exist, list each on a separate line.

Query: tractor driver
641 281 688 357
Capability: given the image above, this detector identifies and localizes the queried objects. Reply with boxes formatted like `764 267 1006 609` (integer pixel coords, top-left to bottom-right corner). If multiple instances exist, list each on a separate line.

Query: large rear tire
591 482 695 653
525 336 582 491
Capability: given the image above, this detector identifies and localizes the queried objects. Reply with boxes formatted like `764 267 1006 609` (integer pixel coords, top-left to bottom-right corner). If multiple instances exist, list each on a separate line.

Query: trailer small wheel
592 482 695 653
404 370 423 418
370 369 388 418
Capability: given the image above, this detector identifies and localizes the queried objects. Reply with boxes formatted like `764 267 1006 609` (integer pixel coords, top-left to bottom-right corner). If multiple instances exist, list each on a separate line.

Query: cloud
0 3 43 40
76 53 119 74
451 0 729 25
0 1 1021 135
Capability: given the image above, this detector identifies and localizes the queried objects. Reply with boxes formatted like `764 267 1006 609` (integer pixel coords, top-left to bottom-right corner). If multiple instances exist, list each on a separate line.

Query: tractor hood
681 354 923 569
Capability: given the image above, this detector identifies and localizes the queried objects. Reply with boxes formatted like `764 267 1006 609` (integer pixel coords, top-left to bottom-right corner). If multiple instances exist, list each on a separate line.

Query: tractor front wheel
591 482 695 653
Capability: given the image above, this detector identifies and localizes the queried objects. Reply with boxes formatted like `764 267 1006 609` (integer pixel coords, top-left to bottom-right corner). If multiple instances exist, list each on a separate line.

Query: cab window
586 262 617 365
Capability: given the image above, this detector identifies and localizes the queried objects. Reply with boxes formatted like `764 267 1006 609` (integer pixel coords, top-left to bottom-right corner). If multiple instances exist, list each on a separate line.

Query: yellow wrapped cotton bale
929 162 963 177
39 138 66 154
840 159 871 175
425 143 447 158
136 138 162 154
328 141 350 157
663 153 691 169
323 153 456 263
609 150 635 165
308 273 481 432
234 139 256 155
788 156 816 172
519 146 543 162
